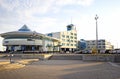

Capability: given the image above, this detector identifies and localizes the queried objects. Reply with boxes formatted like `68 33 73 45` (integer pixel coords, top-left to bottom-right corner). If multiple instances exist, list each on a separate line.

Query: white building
0 25 60 53
85 39 114 52
47 24 77 52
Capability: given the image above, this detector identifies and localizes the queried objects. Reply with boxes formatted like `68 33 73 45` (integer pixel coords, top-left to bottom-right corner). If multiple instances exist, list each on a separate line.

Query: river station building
0 25 60 53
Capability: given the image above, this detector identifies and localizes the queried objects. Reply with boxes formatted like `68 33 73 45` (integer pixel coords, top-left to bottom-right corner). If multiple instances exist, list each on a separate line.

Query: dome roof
18 25 31 32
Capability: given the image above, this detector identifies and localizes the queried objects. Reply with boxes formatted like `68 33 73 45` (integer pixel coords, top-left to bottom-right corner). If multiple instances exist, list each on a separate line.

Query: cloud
77 0 94 6
0 0 95 31
0 0 95 25
55 0 94 6
0 0 94 15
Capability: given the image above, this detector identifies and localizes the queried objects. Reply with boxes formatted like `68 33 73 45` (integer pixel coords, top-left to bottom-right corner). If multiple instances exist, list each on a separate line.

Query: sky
0 0 120 51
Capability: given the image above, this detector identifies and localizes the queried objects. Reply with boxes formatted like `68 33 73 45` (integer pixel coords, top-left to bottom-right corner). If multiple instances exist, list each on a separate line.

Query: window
67 44 69 46
103 46 105 48
74 33 77 36
74 37 77 39
62 39 65 41
66 36 69 38
98 43 101 45
71 33 73 35
62 43 65 46
101 40 105 42
74 40 77 43
62 35 65 38
71 44 73 46
71 36 73 39
74 44 77 46
102 43 105 45
99 46 101 48
71 40 73 42
67 40 70 42
5 41 9 43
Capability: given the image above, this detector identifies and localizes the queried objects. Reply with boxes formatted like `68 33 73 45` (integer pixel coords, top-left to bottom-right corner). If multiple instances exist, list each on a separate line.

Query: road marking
108 62 120 68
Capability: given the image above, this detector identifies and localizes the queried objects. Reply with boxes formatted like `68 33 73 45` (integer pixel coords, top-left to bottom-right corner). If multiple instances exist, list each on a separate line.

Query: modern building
47 24 77 52
78 39 87 50
85 39 114 52
0 25 60 53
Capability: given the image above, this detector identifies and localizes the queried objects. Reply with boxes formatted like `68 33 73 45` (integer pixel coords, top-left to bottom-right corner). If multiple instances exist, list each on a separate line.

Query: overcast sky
0 0 120 50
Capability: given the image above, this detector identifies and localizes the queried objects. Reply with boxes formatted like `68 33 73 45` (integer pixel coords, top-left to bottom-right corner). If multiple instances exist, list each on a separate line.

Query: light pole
95 14 99 53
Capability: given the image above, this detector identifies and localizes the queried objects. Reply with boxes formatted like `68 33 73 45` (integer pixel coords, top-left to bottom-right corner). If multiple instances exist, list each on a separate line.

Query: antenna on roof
71 16 73 24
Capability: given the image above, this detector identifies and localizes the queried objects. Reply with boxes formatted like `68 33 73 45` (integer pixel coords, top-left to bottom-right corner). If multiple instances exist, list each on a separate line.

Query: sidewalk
0 59 39 71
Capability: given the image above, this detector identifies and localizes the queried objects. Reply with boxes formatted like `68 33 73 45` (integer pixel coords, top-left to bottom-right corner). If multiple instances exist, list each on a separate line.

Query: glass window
74 44 77 46
74 37 77 39
99 46 101 48
74 33 77 36
66 36 69 38
74 40 77 43
62 35 65 37
5 41 9 43
62 39 65 41
71 36 73 39
62 43 65 46
71 33 73 35
71 40 73 42
67 44 69 46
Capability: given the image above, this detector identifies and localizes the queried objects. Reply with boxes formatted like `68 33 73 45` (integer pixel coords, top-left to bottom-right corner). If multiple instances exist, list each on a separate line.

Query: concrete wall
21 54 52 60
50 54 82 60
82 54 120 62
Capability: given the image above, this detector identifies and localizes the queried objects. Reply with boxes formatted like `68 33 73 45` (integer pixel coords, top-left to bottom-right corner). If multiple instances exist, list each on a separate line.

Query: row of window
87 43 105 45
87 40 105 43
62 35 77 39
87 46 106 49
71 33 77 36
62 43 77 46
62 39 77 43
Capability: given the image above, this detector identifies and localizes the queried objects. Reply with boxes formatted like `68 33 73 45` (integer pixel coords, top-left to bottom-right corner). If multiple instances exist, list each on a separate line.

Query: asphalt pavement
0 60 120 79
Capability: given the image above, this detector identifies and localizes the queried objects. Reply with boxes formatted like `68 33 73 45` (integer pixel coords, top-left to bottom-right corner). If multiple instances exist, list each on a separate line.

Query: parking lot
0 60 120 79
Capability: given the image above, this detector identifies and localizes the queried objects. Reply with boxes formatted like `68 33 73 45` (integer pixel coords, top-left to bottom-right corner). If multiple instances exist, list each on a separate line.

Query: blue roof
18 25 31 32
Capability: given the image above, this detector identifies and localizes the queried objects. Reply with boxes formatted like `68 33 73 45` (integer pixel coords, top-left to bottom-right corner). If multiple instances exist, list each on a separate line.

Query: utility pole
95 14 99 53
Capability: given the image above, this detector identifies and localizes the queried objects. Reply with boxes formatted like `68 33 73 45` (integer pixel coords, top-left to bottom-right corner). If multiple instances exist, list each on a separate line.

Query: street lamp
95 14 99 53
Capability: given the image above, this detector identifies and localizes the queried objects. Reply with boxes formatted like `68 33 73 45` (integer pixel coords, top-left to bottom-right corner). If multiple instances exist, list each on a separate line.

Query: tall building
85 39 114 51
47 24 77 52
0 25 60 53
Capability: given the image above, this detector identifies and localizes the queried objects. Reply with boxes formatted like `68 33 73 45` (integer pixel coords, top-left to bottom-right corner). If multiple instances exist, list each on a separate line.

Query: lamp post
95 14 99 53
10 46 14 63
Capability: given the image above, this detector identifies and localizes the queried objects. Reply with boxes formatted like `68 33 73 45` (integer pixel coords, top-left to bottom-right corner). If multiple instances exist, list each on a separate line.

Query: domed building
0 25 60 53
